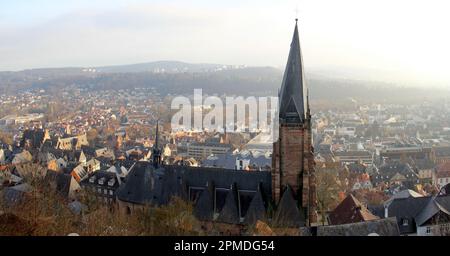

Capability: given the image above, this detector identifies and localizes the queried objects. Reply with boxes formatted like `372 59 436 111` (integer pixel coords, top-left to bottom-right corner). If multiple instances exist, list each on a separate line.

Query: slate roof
317 217 400 236
81 170 119 189
217 183 240 224
346 163 367 174
116 162 274 225
415 195 450 227
177 166 272 193
278 20 308 123
384 196 431 234
272 185 305 227
193 182 214 221
384 189 423 207
116 161 157 205
244 185 267 225
371 162 419 185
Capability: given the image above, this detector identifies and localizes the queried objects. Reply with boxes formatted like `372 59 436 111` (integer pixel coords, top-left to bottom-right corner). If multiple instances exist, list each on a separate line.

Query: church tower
272 19 317 226
152 120 162 168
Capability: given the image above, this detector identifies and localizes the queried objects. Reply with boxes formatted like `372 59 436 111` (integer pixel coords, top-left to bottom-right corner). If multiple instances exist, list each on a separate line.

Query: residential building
81 170 120 204
187 142 232 160
433 163 450 189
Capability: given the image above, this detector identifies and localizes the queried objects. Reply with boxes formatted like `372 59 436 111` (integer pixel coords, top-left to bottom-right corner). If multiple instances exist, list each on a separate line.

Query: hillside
0 61 449 104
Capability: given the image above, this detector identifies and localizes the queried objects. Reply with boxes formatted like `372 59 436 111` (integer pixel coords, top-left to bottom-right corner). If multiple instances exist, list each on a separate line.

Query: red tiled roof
328 194 379 225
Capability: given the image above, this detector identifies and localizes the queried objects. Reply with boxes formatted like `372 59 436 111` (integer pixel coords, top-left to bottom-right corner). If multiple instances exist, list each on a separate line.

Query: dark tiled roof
81 145 97 157
278 21 307 123
179 166 272 193
116 162 157 204
244 185 267 225
346 163 367 173
272 186 305 227
317 217 400 236
415 195 450 227
80 170 120 190
217 183 240 224
368 204 385 218
386 196 431 234
193 183 214 221
116 163 273 225
372 162 418 184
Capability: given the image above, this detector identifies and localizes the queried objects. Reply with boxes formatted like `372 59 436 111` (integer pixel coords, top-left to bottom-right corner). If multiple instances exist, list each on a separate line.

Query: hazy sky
1 0 449 86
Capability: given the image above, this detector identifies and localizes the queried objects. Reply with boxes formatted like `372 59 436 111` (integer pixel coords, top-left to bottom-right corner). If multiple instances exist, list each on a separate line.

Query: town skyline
2 1 450 239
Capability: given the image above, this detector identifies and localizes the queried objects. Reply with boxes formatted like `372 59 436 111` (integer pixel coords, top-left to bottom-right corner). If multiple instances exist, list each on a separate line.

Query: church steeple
278 20 308 124
272 19 317 227
152 120 162 168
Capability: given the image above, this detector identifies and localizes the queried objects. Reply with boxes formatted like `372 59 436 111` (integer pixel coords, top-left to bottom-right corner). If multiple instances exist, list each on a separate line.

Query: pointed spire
155 120 159 149
278 20 308 124
152 120 162 168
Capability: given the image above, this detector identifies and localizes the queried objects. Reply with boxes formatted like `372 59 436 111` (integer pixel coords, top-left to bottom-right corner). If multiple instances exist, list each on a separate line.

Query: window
426 226 431 234
402 219 409 226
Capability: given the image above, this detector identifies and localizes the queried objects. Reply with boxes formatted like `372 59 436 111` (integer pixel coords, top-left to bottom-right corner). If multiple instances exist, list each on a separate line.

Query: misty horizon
1 0 450 87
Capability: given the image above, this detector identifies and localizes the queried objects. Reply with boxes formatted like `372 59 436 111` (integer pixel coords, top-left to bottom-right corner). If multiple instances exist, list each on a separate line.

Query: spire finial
295 6 299 24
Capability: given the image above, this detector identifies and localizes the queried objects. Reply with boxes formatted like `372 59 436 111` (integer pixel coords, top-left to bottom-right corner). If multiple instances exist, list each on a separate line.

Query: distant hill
0 61 449 104
94 60 243 73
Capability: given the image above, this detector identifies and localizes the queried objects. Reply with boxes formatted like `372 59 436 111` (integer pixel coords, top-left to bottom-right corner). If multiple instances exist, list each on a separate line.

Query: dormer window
98 177 105 185
89 176 96 183
402 219 409 226
108 179 115 186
